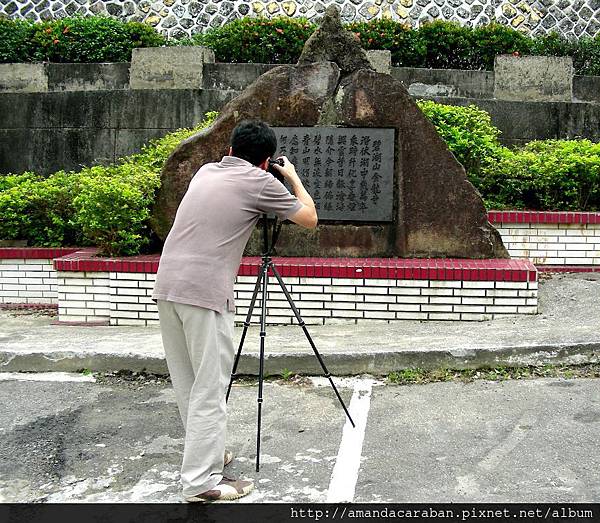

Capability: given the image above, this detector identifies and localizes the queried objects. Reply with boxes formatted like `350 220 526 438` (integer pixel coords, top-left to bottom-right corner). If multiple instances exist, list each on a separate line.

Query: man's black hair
230 120 277 167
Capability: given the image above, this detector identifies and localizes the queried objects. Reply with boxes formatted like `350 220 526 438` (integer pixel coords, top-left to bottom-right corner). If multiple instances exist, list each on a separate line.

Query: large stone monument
151 6 508 259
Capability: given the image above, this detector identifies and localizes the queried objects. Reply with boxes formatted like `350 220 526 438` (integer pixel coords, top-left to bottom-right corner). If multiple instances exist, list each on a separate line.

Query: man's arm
272 156 318 229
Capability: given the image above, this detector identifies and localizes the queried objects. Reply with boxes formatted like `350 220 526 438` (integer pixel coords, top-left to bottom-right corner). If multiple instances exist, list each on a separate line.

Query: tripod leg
226 268 264 403
256 261 269 472
269 263 356 429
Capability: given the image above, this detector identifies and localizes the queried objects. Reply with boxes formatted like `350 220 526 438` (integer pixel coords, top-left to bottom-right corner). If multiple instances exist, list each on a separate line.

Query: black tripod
226 213 355 472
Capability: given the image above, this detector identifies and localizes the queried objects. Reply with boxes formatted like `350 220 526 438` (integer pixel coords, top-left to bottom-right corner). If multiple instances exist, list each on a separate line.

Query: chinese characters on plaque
273 127 394 222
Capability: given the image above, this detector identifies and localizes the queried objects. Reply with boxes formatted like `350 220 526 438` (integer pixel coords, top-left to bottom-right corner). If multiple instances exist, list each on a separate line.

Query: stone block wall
2 0 599 39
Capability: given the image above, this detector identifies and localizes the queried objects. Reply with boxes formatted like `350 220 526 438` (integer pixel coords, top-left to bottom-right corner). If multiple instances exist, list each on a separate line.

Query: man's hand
272 156 318 229
271 156 300 184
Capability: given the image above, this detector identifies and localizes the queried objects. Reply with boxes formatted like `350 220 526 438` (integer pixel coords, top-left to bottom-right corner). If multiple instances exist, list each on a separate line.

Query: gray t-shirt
152 155 303 314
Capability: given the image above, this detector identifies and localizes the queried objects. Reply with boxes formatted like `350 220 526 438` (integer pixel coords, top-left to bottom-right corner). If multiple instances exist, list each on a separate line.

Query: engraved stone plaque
273 127 395 222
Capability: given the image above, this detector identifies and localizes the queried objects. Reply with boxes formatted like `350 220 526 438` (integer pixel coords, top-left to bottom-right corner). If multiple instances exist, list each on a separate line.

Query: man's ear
228 146 233 155
258 157 270 171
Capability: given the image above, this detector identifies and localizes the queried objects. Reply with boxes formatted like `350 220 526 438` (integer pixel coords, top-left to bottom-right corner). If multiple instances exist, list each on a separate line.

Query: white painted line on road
0 372 95 383
326 379 373 503
309 376 384 389
478 412 537 471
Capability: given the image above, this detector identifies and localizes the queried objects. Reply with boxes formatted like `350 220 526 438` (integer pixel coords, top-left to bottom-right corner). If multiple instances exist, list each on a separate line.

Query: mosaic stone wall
2 0 599 40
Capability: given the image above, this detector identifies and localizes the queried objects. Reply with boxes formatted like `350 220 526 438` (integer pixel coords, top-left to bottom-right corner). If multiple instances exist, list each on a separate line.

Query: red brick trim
0 247 79 260
537 265 600 273
0 303 58 310
488 211 600 225
53 248 160 274
53 249 537 282
241 257 537 282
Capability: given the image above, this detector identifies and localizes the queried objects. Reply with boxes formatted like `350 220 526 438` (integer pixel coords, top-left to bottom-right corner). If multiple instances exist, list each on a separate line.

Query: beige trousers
157 299 235 497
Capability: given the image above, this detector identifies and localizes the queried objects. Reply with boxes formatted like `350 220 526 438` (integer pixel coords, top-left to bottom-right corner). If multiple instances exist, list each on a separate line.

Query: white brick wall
234 276 538 325
53 270 158 325
48 270 539 325
0 258 57 304
110 272 158 326
57 271 110 323
1 220 596 309
496 223 600 265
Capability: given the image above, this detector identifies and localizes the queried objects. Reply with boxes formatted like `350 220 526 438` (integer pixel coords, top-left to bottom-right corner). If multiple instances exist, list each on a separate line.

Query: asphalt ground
1 371 598 504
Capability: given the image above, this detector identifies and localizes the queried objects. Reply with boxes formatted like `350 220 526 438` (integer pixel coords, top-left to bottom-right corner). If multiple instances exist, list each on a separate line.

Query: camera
267 157 285 183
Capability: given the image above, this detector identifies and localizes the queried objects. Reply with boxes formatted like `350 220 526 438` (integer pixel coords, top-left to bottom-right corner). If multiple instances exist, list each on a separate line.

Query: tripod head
261 213 282 258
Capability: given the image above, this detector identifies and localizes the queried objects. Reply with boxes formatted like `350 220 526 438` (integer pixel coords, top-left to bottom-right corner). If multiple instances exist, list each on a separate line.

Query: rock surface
297 6 372 76
151 6 508 259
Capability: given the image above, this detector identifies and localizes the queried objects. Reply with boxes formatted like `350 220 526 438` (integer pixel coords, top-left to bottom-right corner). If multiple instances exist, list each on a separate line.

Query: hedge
1 15 600 75
416 100 503 185
0 112 218 255
479 140 600 211
190 17 315 65
1 105 599 255
418 103 600 211
0 16 165 63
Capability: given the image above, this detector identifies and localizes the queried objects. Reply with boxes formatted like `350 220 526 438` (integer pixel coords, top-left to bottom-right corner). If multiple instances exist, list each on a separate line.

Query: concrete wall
0 63 130 93
2 85 600 175
203 62 600 103
3 0 599 39
427 96 600 147
5 60 598 101
2 58 600 174
0 88 234 175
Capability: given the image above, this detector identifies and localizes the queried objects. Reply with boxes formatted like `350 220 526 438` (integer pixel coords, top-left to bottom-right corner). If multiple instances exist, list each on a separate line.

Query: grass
386 364 600 385
91 364 600 386
281 368 294 381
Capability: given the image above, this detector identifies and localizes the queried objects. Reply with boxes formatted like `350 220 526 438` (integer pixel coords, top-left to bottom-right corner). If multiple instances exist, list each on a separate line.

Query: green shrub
418 102 600 211
71 164 159 256
0 17 36 63
571 36 600 77
346 18 425 68
0 171 79 246
126 112 218 173
71 112 217 256
529 31 574 58
526 32 600 76
0 171 40 192
479 140 600 211
416 21 480 70
417 100 503 184
193 17 315 64
470 23 533 70
31 16 165 63
7 16 165 63
2 14 600 75
0 112 217 255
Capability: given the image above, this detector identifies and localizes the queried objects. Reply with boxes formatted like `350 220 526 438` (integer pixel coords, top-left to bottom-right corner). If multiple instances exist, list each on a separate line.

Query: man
152 120 317 502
